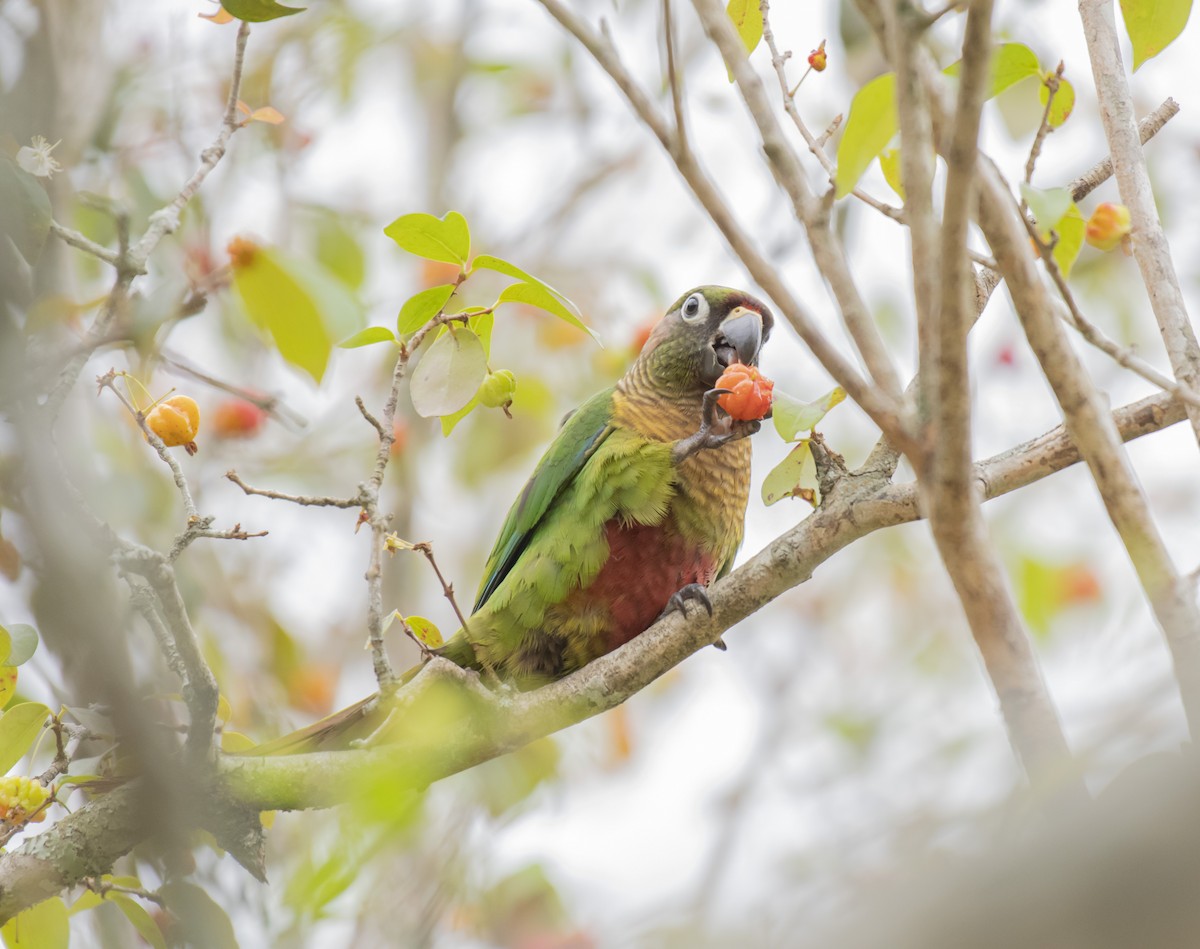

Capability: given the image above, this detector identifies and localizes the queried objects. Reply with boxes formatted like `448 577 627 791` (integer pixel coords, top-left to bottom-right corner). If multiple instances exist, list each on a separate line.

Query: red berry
714 364 774 421
212 399 266 438
808 41 827 72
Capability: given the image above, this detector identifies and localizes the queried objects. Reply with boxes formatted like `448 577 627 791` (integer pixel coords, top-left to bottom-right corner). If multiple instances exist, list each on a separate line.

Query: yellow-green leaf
384 211 470 265
410 327 487 418
762 440 819 507
1052 205 1086 277
397 284 455 336
439 394 479 436
1120 0 1193 69
338 326 396 349
404 615 444 649
232 246 363 384
835 72 896 199
0 702 50 774
0 668 17 710
1 896 69 949
111 894 168 949
837 44 1041 199
1039 75 1075 127
472 256 597 342
726 0 763 54
772 386 846 442
878 148 904 199
220 0 305 22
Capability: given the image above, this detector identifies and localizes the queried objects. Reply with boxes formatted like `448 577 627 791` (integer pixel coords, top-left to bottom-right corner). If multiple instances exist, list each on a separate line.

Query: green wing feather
473 387 616 612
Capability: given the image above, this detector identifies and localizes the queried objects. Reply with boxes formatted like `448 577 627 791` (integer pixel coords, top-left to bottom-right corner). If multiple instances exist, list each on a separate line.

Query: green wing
473 387 616 613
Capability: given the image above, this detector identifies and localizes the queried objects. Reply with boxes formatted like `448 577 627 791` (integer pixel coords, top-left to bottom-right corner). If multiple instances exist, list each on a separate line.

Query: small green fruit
478 369 517 408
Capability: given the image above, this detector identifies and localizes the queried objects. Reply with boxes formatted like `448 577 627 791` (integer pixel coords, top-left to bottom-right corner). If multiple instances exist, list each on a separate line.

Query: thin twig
1024 61 1063 186
413 541 472 633
1068 98 1179 202
159 349 307 431
48 220 122 269
225 471 362 509
663 0 687 149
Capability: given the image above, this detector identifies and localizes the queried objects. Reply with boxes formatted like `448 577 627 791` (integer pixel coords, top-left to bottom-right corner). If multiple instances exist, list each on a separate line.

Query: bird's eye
681 293 707 322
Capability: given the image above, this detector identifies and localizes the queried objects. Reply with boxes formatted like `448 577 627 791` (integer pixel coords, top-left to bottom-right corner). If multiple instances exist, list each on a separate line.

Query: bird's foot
659 583 727 651
672 388 762 464
659 582 714 620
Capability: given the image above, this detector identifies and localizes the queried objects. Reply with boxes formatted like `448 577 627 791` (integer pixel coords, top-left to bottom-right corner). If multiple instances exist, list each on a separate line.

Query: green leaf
835 73 896 199
1020 183 1073 232
384 211 470 265
0 626 9 667
726 0 763 54
498 282 596 341
220 0 305 22
160 882 239 949
471 257 596 342
338 326 396 349
761 440 819 507
837 44 1041 199
111 894 168 949
469 311 495 358
944 42 1040 100
397 284 455 336
772 386 846 442
231 245 364 384
0 702 50 774
1 896 69 949
0 156 52 265
1120 0 1193 69
3 625 38 667
404 615 444 649
439 395 479 436
410 327 487 418
1051 205 1086 278
315 218 366 290
1039 75 1075 128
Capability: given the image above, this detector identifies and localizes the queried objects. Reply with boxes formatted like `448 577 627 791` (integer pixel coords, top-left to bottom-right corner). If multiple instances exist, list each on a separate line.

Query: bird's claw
659 583 714 621
672 388 760 463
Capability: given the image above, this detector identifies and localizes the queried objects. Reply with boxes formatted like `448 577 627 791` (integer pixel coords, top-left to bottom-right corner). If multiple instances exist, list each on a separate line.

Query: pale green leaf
111 894 168 949
3 625 37 667
69 890 105 915
0 702 50 774
469 311 494 358
220 0 305 22
1 896 69 949
397 284 455 335
338 326 396 349
0 157 51 265
1120 0 1193 69
410 327 487 418
315 218 365 290
761 441 819 507
161 882 239 949
384 211 470 265
772 387 846 442
1020 183 1073 231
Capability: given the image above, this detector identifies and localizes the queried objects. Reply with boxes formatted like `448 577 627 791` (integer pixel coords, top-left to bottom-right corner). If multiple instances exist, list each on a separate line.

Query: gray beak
719 306 764 366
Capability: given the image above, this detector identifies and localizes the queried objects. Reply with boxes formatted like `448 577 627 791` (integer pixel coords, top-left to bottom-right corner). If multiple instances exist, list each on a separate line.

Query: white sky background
4 0 1200 944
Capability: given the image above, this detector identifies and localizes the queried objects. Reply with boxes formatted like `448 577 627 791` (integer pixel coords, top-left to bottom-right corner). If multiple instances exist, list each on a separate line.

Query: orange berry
1085 203 1131 252
146 395 201 454
808 41 827 72
714 364 774 421
226 236 259 269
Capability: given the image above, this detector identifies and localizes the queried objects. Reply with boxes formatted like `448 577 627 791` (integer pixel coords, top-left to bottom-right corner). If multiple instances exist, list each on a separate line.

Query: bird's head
636 286 774 393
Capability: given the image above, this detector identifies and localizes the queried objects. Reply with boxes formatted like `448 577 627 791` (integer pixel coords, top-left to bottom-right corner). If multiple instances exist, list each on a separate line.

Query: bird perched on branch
254 286 772 753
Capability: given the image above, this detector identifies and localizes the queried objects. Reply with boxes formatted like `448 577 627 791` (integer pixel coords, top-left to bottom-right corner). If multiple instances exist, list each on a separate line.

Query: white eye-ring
681 293 708 323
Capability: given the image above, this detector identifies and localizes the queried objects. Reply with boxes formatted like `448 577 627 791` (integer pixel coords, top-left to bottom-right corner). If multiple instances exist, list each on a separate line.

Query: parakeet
253 286 772 753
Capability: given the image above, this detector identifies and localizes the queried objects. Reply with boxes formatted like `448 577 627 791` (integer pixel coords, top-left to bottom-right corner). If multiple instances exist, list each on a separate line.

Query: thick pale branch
0 391 1185 921
1078 1 1200 448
